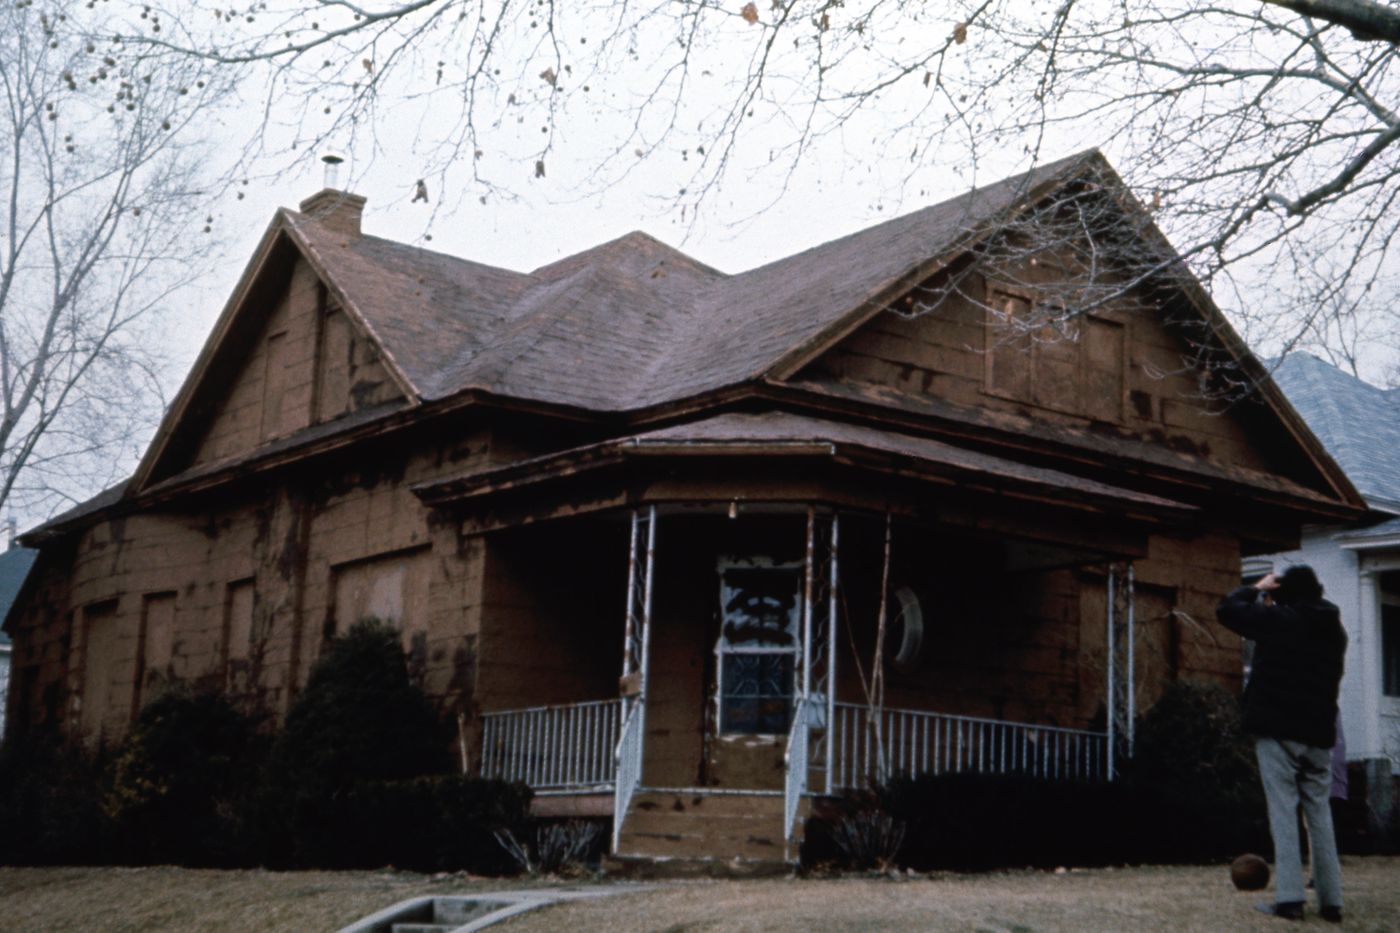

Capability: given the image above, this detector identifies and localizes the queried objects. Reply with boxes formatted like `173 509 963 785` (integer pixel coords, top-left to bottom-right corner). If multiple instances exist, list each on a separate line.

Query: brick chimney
298 188 366 237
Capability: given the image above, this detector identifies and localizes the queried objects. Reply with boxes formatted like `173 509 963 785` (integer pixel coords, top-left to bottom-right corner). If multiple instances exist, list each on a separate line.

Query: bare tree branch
0 0 227 523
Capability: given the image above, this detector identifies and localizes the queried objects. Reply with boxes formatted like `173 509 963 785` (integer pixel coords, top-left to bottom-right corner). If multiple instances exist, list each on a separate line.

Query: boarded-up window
985 290 1124 421
986 294 1034 400
224 578 255 694
330 549 430 641
79 599 120 741
260 330 290 441
1082 317 1126 422
315 308 353 423
138 592 176 710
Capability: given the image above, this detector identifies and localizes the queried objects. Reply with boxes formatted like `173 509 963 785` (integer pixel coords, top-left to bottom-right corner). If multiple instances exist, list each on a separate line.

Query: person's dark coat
1216 585 1346 748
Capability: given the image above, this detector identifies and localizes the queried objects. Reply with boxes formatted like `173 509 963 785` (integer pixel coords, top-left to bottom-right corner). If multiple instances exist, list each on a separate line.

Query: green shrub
1122 679 1267 862
804 682 1268 871
0 732 113 865
105 686 265 866
270 619 449 787
262 774 531 872
1129 679 1257 790
853 772 1137 871
260 618 452 866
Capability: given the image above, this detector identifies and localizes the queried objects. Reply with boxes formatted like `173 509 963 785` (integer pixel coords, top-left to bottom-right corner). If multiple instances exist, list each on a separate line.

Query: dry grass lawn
504 858 1400 933
0 866 536 932
0 858 1396 932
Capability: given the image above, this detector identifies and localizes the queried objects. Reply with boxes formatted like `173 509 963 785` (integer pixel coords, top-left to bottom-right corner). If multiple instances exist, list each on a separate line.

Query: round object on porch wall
888 586 925 670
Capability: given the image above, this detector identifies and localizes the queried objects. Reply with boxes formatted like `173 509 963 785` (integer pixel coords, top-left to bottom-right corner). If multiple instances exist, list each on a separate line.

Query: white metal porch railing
612 700 644 852
783 697 814 859
478 698 623 791
831 702 1108 788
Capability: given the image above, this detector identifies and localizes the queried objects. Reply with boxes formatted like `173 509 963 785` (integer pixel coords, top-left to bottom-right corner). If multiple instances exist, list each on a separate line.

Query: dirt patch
502 858 1400 933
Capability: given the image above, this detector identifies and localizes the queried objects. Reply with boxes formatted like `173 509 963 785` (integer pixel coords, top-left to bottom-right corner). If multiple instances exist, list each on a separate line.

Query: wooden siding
830 518 1242 733
474 521 625 716
5 427 497 745
192 257 402 468
804 264 1317 485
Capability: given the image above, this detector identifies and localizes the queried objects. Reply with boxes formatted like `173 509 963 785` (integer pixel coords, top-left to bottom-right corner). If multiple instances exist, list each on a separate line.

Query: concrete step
623 809 784 833
603 853 792 879
630 792 785 818
621 826 786 846
432 898 506 925
617 835 784 861
618 790 808 863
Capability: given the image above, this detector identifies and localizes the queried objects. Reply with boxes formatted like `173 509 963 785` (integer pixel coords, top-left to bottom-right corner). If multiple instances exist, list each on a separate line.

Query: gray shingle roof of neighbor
287 150 1100 410
0 546 38 644
1269 353 1400 508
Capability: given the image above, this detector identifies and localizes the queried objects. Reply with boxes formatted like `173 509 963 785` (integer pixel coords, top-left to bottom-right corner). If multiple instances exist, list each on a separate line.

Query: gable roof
69 149 1359 534
291 151 1094 411
1270 353 1400 509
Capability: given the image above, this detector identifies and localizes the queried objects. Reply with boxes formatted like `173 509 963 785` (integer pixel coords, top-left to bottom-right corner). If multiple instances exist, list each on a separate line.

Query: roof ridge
637 149 1104 398
529 228 726 281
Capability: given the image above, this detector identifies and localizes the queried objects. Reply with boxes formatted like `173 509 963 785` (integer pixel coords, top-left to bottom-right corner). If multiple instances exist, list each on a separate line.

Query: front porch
468 505 1142 864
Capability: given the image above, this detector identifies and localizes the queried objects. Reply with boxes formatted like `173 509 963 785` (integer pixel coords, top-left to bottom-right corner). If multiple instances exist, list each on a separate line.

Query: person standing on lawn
1216 565 1346 923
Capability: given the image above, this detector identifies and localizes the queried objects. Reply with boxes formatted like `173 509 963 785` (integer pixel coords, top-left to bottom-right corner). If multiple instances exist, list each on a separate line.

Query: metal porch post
826 514 839 795
638 506 657 738
614 506 656 853
1107 568 1116 781
802 508 815 701
1105 562 1137 779
1126 562 1136 760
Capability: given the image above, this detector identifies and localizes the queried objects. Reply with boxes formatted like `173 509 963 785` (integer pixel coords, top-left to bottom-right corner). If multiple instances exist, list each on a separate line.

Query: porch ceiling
412 411 1196 522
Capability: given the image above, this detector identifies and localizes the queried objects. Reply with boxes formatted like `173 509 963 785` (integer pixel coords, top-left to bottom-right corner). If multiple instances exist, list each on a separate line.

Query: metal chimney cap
320 152 346 190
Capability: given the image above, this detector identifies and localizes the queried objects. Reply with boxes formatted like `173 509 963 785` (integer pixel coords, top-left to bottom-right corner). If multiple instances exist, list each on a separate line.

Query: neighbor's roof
287 151 1093 410
0 545 38 645
1270 353 1400 507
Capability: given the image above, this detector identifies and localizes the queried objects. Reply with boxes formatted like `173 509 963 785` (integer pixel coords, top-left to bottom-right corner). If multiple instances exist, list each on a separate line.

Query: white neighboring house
0 542 37 746
0 634 8 744
1259 354 1400 820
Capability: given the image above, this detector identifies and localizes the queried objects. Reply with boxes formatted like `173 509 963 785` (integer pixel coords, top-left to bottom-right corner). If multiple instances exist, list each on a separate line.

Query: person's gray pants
1256 737 1342 909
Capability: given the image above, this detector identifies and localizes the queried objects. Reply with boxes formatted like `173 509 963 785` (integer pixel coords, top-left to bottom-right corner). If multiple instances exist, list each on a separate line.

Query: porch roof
413 411 1196 519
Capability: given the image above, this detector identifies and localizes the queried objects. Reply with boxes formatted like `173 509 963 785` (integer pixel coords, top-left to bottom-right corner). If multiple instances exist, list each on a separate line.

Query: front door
707 556 802 789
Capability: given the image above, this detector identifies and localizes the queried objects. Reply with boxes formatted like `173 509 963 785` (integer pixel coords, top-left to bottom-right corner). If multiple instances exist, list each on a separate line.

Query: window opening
716 557 801 735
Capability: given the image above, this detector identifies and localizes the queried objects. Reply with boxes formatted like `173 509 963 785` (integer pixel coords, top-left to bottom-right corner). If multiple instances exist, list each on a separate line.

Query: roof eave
413 429 1197 525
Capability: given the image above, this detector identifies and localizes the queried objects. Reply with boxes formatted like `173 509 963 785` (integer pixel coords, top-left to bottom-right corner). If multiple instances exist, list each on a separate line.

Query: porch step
603 852 793 879
615 791 807 863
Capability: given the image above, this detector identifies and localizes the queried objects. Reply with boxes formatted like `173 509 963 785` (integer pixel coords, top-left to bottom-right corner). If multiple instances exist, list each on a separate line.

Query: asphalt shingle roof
0 546 37 642
1270 353 1400 506
287 152 1097 411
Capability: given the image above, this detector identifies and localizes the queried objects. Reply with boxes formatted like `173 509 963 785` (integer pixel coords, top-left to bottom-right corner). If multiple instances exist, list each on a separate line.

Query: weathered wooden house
1 151 1365 867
